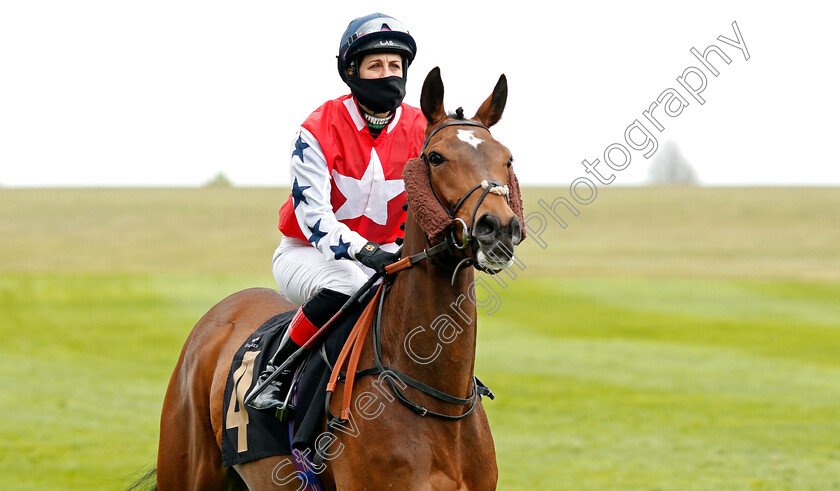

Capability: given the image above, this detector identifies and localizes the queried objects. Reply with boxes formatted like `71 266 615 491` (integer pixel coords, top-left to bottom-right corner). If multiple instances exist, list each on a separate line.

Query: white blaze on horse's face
457 129 484 149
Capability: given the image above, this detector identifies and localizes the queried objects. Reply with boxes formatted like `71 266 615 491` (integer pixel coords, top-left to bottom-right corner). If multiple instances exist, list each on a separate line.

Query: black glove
355 241 400 273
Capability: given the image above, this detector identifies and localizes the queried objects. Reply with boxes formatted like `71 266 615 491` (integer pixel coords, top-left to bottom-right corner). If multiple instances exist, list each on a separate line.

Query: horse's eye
428 152 446 166
506 158 513 168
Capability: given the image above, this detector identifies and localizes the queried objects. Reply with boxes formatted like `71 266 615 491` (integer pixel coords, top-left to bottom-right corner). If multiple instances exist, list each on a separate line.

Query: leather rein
319 120 505 451
322 245 494 430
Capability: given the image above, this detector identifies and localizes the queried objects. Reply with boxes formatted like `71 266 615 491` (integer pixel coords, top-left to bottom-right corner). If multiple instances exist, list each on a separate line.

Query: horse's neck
380 214 478 399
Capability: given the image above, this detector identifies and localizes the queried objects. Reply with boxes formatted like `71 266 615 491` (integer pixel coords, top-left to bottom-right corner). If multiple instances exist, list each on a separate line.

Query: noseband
420 120 511 254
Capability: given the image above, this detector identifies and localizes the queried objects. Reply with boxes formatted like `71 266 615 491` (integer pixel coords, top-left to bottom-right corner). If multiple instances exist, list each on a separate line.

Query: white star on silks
332 150 404 226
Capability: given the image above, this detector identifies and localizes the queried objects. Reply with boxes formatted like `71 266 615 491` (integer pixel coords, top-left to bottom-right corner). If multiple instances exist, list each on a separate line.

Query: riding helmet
337 13 417 82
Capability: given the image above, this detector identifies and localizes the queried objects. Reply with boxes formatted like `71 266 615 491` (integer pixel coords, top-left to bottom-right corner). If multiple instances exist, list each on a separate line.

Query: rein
367 275 495 420
321 245 494 457
316 119 509 461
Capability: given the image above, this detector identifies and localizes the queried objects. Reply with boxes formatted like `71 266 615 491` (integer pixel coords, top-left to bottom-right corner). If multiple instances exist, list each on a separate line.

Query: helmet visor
343 16 411 53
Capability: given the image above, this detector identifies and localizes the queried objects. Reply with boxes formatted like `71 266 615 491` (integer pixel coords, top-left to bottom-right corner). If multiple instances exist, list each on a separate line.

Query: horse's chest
330 404 497 489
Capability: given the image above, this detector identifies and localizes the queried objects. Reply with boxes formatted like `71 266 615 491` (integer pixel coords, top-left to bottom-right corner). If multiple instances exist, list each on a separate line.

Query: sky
1 1 838 187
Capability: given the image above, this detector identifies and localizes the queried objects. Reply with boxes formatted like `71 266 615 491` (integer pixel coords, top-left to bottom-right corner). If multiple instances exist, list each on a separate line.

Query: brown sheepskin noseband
402 157 526 244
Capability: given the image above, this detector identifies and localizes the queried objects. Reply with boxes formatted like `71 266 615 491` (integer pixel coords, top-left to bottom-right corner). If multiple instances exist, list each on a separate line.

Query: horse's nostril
474 213 500 243
508 215 522 245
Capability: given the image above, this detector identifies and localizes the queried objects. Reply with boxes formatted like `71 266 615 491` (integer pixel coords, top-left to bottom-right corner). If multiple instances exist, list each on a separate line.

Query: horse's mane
448 107 466 120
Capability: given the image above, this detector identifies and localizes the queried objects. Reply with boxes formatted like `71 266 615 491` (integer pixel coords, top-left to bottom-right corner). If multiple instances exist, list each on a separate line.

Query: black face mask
346 75 406 114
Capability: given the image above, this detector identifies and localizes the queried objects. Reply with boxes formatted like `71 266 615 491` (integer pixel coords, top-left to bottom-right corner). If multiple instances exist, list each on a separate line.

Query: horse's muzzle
473 212 521 271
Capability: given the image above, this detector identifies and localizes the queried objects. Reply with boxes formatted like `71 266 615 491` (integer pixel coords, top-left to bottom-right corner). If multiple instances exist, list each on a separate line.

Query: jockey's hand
355 242 400 273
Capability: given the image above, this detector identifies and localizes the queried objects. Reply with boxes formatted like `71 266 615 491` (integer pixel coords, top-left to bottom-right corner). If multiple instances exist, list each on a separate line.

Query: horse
143 66 524 490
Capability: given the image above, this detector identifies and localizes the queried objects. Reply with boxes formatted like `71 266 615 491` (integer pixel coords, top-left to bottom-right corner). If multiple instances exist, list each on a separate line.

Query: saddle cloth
221 287 375 467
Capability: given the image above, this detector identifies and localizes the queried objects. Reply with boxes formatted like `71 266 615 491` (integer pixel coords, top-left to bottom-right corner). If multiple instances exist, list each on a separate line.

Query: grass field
1 186 839 490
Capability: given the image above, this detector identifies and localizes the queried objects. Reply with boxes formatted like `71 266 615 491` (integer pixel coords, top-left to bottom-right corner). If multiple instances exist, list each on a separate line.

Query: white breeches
271 237 398 306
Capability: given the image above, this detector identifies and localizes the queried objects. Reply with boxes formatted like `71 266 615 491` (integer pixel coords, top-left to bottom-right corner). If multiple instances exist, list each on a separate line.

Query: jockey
249 13 426 411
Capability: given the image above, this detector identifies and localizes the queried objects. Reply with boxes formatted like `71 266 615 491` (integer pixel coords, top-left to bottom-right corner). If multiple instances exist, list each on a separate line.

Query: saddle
220 285 377 467
222 261 496 469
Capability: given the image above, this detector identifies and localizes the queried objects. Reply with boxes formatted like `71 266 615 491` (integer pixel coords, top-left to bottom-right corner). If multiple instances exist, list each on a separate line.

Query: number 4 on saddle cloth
220 285 377 467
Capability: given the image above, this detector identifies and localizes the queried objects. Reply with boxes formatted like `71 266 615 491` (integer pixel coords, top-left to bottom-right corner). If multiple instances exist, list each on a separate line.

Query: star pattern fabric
276 96 425 263
332 149 404 226
308 219 327 246
292 135 309 162
330 235 352 260
291 177 310 208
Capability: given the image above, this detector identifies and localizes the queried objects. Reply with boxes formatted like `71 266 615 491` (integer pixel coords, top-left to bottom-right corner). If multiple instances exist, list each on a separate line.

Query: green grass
1 186 839 490
514 186 840 281
3 186 838 279
477 278 840 490
0 273 275 490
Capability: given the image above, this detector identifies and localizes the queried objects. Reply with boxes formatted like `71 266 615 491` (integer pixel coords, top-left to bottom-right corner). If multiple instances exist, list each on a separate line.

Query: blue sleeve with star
288 128 369 261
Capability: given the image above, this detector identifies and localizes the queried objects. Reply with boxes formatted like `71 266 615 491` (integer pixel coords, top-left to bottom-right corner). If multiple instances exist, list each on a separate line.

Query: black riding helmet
337 13 417 82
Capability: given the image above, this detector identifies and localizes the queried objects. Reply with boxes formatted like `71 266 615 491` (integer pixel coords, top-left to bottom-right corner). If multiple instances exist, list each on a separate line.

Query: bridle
420 119 511 273
321 277 495 437
310 120 516 463
313 121 515 454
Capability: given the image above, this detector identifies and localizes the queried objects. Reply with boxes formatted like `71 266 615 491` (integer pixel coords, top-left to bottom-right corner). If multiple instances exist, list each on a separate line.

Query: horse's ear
421 67 446 125
473 74 507 128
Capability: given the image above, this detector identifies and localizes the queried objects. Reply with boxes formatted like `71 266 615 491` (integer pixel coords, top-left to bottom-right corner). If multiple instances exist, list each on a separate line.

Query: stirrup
246 368 296 420
274 385 296 422
245 307 315 419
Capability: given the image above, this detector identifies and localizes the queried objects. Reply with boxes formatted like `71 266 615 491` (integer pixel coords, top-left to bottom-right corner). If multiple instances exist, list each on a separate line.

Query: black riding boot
246 290 349 418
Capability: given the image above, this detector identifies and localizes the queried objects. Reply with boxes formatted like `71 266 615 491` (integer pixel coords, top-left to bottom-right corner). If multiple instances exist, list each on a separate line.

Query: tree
203 172 233 188
648 140 698 185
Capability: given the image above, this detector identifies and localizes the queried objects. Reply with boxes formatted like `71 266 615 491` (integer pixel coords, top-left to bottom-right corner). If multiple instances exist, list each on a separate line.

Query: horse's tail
125 467 157 491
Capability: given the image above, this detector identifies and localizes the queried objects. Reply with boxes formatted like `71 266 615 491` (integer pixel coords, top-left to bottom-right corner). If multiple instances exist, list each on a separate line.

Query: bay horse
146 67 523 490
